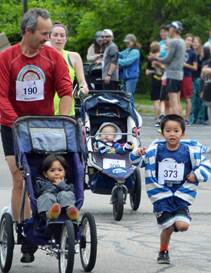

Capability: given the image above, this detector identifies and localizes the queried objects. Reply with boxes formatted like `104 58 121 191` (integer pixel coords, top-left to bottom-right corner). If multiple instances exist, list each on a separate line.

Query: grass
134 92 186 115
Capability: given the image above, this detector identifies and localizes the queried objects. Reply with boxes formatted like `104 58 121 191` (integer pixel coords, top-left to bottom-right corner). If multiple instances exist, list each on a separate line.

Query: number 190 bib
158 161 184 185
16 80 44 101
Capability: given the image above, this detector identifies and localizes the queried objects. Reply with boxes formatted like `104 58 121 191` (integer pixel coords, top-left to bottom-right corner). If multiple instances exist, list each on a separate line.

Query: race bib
16 80 44 101
103 158 126 169
158 161 184 185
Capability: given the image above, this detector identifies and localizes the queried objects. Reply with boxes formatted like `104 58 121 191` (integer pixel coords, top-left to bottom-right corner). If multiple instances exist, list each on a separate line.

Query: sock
160 244 168 252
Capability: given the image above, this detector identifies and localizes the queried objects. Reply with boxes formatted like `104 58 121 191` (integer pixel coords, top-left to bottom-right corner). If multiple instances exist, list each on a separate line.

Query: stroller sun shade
12 116 84 155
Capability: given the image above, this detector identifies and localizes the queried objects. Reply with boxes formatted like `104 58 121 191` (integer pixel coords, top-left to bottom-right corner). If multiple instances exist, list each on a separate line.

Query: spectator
49 22 88 116
204 29 211 49
0 8 72 263
159 25 170 116
146 41 164 126
201 47 211 124
181 33 197 125
102 29 119 89
151 21 186 115
87 31 105 65
190 36 206 124
119 34 141 106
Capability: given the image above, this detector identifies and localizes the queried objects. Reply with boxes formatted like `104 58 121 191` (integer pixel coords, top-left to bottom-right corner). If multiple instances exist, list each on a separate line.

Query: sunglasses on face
101 35 111 38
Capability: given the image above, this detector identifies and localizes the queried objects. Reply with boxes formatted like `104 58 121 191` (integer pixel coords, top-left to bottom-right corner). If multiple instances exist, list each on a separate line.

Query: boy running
139 114 211 264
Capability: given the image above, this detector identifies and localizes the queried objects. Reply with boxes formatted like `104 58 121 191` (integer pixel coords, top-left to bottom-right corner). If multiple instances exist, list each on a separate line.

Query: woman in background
49 22 89 116
119 34 141 106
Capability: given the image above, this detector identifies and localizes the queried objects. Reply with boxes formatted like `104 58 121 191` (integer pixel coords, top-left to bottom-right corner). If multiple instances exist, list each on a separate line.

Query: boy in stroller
94 122 141 164
35 154 79 229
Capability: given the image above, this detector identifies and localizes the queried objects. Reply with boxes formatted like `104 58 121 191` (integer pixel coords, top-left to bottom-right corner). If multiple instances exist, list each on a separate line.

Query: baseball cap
103 29 113 37
169 21 183 33
124 34 137 43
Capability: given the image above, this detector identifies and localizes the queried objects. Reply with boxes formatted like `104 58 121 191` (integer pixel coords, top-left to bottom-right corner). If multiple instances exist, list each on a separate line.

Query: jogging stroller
0 116 97 273
82 91 143 221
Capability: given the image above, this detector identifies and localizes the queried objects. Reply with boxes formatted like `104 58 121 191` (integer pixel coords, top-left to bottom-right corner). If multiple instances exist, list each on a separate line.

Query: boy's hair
160 114 186 133
41 154 67 174
150 41 160 53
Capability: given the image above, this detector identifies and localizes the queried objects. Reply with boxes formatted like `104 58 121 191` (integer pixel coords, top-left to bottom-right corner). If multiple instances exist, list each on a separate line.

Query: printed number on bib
16 80 44 101
158 161 184 185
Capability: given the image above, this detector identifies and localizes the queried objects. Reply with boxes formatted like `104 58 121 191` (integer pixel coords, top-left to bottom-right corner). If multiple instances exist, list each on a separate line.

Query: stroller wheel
58 220 75 273
0 213 14 273
130 168 142 211
79 212 97 272
112 188 124 221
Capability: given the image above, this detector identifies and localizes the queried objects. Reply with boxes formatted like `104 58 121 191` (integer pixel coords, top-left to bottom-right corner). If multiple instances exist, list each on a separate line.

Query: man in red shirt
0 8 72 262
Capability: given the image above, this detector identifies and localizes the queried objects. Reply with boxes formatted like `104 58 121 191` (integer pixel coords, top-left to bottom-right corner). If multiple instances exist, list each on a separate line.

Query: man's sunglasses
101 35 111 38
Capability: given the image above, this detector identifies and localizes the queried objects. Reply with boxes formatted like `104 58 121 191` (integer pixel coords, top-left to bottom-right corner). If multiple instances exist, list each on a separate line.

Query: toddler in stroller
35 154 80 229
82 91 143 221
94 122 141 164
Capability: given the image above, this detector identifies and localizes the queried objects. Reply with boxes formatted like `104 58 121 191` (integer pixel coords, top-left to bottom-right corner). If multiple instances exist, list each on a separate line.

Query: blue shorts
155 208 191 230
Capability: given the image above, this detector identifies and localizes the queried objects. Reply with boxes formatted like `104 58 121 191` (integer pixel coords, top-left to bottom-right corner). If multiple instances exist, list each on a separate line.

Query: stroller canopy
12 116 86 156
82 93 141 127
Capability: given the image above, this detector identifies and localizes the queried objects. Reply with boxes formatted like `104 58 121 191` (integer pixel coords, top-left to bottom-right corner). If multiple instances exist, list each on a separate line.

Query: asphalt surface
0 116 211 273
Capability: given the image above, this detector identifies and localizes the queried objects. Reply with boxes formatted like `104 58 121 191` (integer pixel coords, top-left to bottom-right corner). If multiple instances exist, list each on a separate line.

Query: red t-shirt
0 44 72 127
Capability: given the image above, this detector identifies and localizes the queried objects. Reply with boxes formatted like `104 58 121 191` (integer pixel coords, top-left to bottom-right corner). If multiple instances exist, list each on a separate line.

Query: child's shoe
47 203 61 220
157 250 170 264
66 207 80 221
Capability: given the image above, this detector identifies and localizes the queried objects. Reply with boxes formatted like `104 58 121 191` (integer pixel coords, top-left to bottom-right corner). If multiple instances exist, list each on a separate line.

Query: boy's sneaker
66 207 80 221
47 203 61 220
157 250 170 264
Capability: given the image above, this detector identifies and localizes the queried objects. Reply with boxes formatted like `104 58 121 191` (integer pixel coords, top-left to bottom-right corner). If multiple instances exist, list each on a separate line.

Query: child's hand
136 147 147 156
53 178 63 185
186 173 196 183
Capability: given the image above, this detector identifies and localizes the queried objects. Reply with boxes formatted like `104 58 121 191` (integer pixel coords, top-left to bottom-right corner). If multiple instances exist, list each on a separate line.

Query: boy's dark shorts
166 79 182 93
155 208 191 230
0 125 14 156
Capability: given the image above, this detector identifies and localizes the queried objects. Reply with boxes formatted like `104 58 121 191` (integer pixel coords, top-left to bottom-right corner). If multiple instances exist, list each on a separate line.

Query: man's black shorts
166 79 182 93
0 125 14 156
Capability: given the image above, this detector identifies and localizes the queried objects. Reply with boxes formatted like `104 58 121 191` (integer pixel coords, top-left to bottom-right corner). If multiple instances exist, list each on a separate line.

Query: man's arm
0 51 18 126
59 95 72 115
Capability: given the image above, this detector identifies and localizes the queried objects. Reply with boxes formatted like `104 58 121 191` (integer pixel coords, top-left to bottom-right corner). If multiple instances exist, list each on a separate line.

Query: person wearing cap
87 31 105 65
119 34 141 106
102 29 119 88
151 21 186 115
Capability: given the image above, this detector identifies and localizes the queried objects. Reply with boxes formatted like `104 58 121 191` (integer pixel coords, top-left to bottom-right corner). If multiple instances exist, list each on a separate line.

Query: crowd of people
146 22 211 127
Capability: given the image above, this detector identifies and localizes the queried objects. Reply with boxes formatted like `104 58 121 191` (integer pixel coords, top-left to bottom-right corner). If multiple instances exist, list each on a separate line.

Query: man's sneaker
20 238 38 263
47 203 61 220
157 250 170 264
66 207 80 221
20 253 35 263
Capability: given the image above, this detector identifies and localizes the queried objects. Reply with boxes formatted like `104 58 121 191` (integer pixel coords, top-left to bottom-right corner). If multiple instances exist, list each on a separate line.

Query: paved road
0 116 211 273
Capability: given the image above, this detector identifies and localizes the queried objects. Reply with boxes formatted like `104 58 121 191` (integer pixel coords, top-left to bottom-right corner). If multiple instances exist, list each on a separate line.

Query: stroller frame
0 116 97 273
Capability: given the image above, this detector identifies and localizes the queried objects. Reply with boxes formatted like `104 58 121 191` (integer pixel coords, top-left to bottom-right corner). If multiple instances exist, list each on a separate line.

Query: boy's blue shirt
140 139 211 211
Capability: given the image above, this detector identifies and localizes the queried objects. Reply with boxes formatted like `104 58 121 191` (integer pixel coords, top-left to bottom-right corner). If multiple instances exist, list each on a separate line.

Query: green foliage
1 0 211 92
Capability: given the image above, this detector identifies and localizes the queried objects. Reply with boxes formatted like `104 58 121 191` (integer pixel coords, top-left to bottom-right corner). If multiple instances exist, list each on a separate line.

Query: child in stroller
35 154 79 229
94 122 141 164
82 91 143 221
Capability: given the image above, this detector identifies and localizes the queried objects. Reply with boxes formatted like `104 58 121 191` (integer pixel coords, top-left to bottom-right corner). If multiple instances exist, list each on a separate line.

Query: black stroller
81 91 143 221
0 116 97 273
